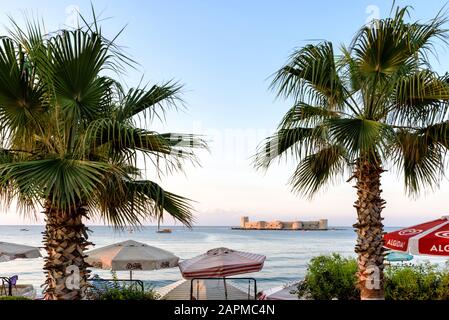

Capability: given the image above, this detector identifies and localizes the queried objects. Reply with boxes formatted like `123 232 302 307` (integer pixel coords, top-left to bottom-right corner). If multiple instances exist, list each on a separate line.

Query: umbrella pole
223 277 228 300
130 270 133 281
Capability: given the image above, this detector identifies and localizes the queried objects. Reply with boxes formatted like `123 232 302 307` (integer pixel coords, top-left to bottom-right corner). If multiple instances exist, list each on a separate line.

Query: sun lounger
157 279 255 300
258 281 300 300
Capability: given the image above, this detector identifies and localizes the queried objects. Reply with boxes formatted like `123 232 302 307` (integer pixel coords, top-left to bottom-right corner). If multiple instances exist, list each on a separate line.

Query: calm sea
0 225 446 297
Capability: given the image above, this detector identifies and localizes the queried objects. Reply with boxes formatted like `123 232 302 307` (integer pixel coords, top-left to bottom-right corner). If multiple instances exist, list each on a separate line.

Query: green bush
96 286 160 300
296 254 449 300
296 253 359 300
385 263 449 300
93 271 160 300
0 296 31 300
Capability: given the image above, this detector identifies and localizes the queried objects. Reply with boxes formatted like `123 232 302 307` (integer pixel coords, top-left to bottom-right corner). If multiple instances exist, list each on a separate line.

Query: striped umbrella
384 216 449 256
178 247 265 300
179 247 266 279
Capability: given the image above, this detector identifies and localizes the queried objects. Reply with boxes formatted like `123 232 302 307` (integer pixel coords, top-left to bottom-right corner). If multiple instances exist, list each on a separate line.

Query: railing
86 278 144 299
0 277 13 296
189 277 257 300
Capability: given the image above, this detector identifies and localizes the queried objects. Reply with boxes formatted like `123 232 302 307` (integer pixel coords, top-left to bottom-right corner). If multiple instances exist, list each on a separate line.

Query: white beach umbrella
86 240 179 279
0 242 42 262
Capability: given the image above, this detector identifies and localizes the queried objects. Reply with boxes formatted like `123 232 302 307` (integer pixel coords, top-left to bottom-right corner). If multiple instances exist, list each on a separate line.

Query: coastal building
238 216 328 230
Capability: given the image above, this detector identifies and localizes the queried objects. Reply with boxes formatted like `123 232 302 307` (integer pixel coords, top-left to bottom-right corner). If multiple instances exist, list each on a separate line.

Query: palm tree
0 17 206 300
255 6 449 299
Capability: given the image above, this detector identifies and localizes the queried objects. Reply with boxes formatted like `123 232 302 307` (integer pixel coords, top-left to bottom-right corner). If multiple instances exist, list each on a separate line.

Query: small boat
19 229 29 232
156 228 172 234
156 218 172 233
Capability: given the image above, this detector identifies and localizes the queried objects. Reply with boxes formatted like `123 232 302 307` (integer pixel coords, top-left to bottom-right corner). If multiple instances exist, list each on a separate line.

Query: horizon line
0 224 406 228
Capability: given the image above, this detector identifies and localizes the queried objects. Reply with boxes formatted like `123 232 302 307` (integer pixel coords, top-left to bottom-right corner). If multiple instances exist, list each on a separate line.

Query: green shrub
296 253 359 300
93 271 160 300
296 254 449 300
96 286 160 300
0 296 31 300
385 263 449 300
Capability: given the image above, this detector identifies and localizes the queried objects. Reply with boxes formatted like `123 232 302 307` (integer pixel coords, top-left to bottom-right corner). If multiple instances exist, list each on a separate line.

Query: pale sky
1 0 449 227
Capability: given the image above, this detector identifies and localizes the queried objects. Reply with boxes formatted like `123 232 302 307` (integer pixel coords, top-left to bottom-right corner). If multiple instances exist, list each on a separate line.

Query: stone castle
238 216 328 230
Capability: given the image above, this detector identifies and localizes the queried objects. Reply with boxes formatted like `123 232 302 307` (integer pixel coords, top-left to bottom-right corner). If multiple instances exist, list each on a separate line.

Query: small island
232 216 328 231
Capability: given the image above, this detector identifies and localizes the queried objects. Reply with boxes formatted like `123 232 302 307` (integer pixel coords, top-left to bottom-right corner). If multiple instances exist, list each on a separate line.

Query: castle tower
319 219 328 230
292 221 302 230
240 216 249 228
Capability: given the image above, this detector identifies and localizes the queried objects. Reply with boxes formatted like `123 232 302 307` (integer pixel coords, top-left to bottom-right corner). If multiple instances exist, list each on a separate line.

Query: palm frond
82 119 206 164
419 122 449 149
91 174 194 227
289 145 347 197
0 158 119 212
117 82 183 123
126 180 194 227
0 37 46 145
254 126 326 169
37 30 115 122
279 102 340 128
390 71 449 125
328 118 393 159
350 6 449 78
389 130 445 194
271 42 345 109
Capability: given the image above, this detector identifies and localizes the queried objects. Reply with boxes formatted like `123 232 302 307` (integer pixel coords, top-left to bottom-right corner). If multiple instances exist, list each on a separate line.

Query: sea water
0 225 446 297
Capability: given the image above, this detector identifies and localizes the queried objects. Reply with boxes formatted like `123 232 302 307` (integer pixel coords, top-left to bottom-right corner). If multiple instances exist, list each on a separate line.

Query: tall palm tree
0 17 206 300
255 6 449 299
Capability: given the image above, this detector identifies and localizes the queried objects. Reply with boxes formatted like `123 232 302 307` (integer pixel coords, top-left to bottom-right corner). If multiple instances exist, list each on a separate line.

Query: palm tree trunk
42 199 92 300
353 159 385 300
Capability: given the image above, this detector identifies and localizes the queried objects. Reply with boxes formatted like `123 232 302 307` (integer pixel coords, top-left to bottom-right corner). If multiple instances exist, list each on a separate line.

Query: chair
0 275 18 296
9 275 18 295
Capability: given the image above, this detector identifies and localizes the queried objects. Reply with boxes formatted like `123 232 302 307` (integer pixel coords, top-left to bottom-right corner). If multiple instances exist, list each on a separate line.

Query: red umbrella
384 216 449 256
179 247 266 278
